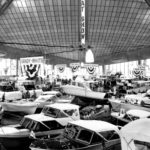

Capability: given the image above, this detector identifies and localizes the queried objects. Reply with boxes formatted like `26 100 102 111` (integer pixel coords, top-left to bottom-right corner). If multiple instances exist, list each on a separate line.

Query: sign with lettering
20 57 44 79
20 57 44 64
81 0 85 45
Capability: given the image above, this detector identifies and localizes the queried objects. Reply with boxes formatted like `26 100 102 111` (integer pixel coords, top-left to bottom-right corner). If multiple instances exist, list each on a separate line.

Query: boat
120 118 150 150
61 81 106 100
80 104 111 121
42 91 62 97
31 120 121 150
109 98 150 113
0 82 22 101
0 103 80 150
111 109 150 126
1 101 38 114
33 94 58 109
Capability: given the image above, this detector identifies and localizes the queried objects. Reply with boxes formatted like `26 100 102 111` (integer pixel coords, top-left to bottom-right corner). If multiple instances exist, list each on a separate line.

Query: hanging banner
56 64 66 73
81 0 85 45
70 63 80 73
84 64 98 74
132 65 145 78
20 57 44 79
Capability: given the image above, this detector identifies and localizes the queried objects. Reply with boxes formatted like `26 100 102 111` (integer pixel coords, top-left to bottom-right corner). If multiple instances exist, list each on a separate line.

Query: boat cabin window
42 107 49 113
91 133 104 144
99 130 120 141
76 129 93 144
64 124 79 139
20 118 31 128
72 82 76 86
44 108 59 118
134 140 150 150
24 84 35 90
78 83 84 88
123 114 140 121
34 122 49 131
0 85 14 92
63 109 77 117
20 118 37 130
43 120 63 130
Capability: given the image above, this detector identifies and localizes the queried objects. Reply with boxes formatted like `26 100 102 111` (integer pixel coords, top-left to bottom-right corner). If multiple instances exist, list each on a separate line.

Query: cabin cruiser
61 81 106 100
0 94 57 114
111 109 150 126
31 120 121 150
0 103 80 150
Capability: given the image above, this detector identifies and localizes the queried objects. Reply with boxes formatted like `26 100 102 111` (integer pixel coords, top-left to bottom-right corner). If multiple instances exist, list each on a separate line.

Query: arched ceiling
0 0 150 65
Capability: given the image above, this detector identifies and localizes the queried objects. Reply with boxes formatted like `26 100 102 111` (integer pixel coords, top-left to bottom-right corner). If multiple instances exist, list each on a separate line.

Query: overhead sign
81 0 85 45
20 57 44 79
84 64 98 67
70 63 81 67
20 57 43 64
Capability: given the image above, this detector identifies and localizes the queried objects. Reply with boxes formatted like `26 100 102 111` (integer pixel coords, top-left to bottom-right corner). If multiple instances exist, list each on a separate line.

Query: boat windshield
42 107 59 118
64 124 80 139
20 118 37 130
64 124 93 144
123 114 140 121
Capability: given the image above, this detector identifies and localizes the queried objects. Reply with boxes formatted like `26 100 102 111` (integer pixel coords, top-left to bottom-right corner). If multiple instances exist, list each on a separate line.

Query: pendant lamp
85 48 94 63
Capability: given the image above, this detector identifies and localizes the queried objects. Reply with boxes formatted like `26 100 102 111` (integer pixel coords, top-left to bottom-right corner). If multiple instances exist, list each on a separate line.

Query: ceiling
0 0 150 65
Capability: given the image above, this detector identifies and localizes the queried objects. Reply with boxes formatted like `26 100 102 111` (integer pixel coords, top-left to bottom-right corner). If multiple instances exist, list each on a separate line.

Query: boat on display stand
1 101 39 115
61 81 106 100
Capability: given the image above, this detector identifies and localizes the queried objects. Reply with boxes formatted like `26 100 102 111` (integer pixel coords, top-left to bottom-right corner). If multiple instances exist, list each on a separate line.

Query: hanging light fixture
85 47 94 63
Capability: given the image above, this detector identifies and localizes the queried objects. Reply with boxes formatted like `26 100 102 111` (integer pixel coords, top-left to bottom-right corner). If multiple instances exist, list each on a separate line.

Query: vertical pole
102 65 105 75
16 58 19 77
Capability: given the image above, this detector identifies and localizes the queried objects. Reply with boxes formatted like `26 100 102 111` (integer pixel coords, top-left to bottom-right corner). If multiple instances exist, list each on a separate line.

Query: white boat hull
62 85 106 99
109 99 150 112
1 102 38 114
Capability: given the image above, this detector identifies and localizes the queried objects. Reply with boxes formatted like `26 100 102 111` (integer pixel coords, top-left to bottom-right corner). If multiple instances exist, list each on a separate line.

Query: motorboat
109 97 150 113
41 103 80 125
42 91 62 97
0 103 80 150
1 101 38 114
34 94 57 109
0 94 57 114
120 118 150 150
111 109 150 126
61 81 106 100
0 82 22 101
31 120 121 150
80 105 111 121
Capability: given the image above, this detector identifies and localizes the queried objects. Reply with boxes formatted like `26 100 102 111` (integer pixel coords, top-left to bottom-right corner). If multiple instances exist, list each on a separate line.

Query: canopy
120 118 150 150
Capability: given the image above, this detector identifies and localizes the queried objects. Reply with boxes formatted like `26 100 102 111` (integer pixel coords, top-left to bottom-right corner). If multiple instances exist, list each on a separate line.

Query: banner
20 57 44 79
132 65 145 78
84 64 98 74
56 64 66 73
81 0 85 45
70 63 80 73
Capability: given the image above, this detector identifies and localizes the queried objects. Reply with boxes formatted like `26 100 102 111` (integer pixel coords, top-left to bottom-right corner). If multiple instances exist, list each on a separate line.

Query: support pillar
102 65 105 75
16 58 19 77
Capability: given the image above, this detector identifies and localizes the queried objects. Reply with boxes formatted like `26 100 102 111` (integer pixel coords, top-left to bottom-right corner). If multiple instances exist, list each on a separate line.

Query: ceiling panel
0 0 150 64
